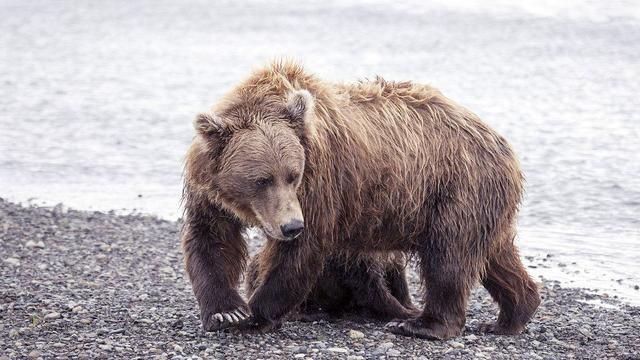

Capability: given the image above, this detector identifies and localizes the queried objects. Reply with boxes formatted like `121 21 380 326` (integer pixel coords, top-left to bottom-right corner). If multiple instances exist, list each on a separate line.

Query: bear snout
280 219 304 240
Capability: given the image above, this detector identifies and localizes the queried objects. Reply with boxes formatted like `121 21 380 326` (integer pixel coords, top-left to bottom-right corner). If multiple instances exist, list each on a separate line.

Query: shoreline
1 199 638 359
6 195 640 306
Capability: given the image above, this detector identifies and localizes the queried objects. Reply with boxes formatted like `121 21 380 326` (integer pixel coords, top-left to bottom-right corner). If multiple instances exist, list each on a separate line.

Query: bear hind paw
386 318 462 340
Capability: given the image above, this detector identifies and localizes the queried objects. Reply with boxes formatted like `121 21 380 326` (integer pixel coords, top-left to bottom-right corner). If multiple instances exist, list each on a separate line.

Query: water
1 0 639 302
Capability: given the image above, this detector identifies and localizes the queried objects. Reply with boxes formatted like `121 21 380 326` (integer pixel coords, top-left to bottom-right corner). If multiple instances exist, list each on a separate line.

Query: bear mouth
262 228 298 242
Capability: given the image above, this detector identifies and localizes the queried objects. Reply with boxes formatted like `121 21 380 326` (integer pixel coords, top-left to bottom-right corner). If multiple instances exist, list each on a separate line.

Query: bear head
192 89 315 241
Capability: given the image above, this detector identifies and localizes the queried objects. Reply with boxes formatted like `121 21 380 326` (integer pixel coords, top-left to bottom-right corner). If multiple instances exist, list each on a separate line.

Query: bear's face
194 90 314 241
218 123 305 240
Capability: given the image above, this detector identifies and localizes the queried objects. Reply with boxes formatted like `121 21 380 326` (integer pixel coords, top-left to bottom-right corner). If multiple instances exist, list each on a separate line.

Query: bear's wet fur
245 252 418 322
181 61 540 339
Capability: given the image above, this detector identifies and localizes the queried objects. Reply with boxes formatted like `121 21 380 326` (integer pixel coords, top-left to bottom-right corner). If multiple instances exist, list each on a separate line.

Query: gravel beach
1 199 638 359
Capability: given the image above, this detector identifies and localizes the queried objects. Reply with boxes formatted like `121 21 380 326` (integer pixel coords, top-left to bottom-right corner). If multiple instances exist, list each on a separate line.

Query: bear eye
286 172 299 184
255 176 273 189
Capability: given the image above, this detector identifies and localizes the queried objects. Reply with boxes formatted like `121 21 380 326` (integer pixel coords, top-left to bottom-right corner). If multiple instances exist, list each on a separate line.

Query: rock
99 344 113 351
172 319 184 329
294 354 305 359
387 349 401 357
349 329 365 339
347 356 365 360
527 352 543 360
532 340 541 347
80 318 92 325
5 257 20 266
28 350 41 359
8 329 19 338
326 347 348 354
173 344 183 353
44 312 61 320
464 334 478 341
449 341 464 349
372 342 394 356
578 327 593 338
160 266 175 274
25 240 45 248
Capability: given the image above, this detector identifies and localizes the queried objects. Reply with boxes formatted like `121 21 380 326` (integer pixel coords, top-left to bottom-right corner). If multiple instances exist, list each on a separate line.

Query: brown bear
245 252 419 322
181 61 540 339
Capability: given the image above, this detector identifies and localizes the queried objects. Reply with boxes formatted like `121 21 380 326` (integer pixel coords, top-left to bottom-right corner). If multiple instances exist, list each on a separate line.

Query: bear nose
280 219 304 239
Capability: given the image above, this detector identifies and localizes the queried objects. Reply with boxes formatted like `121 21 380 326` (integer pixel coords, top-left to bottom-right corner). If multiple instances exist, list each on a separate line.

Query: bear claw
209 307 250 330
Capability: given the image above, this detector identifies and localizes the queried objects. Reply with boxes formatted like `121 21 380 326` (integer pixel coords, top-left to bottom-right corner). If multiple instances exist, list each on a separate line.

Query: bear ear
285 89 315 126
193 111 228 138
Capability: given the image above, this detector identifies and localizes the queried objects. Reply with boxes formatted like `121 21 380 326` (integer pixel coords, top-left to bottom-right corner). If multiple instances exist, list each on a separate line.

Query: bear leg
386 249 472 340
181 200 250 332
387 205 482 340
246 252 347 322
339 258 417 320
384 261 419 314
481 241 540 335
242 238 323 332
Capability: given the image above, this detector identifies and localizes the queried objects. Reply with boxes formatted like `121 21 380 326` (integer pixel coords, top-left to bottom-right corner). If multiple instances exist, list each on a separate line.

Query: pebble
44 312 61 320
387 349 402 357
349 329 365 339
578 327 593 338
5 257 20 266
326 347 348 354
28 350 41 359
25 240 45 248
449 341 464 349
464 334 478 341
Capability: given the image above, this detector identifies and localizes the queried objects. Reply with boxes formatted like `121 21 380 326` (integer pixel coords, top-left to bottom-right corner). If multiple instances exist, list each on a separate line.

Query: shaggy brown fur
245 252 418 322
181 61 540 339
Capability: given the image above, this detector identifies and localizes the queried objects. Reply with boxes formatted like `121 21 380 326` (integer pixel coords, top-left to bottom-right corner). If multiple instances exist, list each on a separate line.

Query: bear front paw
203 307 250 331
